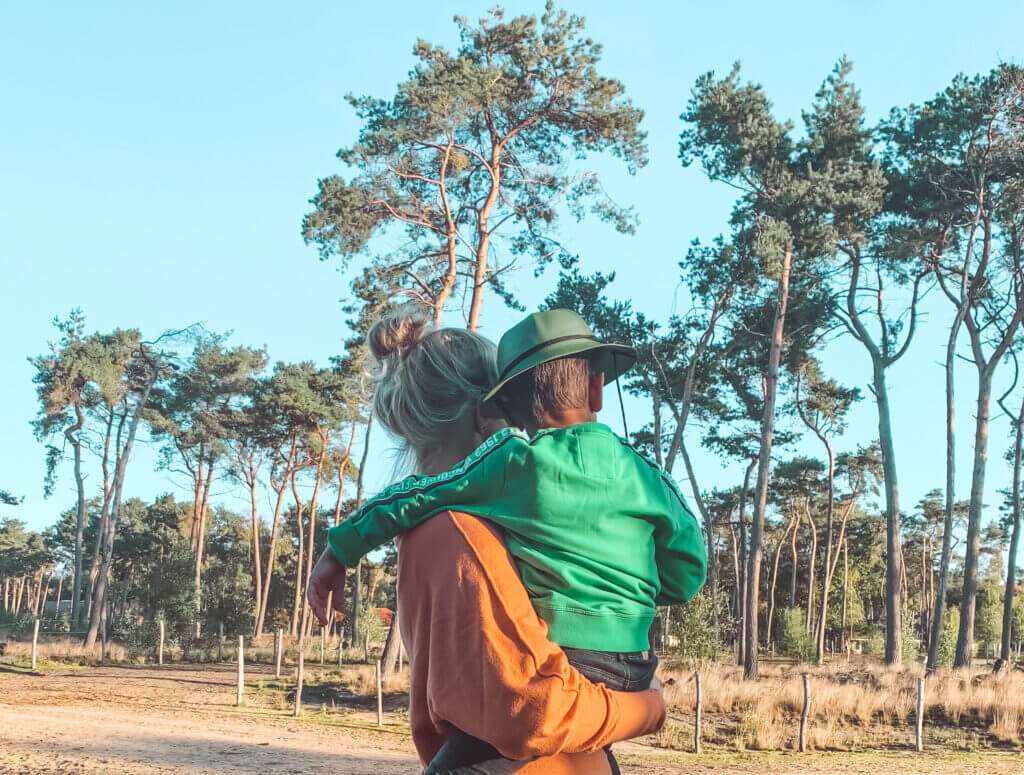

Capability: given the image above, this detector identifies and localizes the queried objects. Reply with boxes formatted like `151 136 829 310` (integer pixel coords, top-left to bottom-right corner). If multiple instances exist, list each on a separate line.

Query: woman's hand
306 548 347 627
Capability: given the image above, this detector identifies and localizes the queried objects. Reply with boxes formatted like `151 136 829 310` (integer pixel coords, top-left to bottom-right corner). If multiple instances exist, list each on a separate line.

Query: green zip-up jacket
327 423 707 652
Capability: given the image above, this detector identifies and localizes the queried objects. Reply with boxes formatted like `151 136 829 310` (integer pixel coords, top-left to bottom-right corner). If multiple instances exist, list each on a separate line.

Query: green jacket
327 422 707 651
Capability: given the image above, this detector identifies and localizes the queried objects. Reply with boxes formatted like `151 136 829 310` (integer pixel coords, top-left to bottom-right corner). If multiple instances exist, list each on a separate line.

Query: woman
308 311 665 774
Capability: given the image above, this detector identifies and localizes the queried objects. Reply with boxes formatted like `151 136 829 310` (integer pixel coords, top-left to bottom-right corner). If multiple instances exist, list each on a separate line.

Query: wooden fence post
364 631 370 663
294 651 304 717
158 619 164 666
274 628 283 679
31 618 39 670
100 616 107 664
376 659 383 727
320 625 326 665
799 674 810 753
694 672 702 754
915 678 925 752
338 626 344 669
236 635 244 706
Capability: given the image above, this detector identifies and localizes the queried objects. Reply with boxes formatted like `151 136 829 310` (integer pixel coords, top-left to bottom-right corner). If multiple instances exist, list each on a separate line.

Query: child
327 309 706 773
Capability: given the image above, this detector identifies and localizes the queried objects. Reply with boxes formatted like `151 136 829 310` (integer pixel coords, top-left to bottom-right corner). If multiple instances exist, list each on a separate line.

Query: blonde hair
367 309 498 465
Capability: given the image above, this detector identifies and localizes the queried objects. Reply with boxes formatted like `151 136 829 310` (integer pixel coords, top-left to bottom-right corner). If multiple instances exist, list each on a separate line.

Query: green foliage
863 626 885 657
142 541 197 646
778 607 816 663
902 614 921 663
355 598 387 650
936 607 960 669
975 579 1004 655
666 591 728 667
304 3 648 317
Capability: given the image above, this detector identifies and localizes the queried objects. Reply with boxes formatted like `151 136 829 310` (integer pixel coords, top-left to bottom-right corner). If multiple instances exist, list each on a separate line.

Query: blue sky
2 1 1023 539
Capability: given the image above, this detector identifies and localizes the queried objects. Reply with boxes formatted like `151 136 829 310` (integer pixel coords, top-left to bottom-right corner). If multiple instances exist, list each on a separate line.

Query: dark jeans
424 649 658 775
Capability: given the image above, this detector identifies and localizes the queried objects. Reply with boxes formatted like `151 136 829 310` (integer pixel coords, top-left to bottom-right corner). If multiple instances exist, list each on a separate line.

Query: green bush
665 591 728 667
862 625 884 657
936 607 959 668
902 615 921 663
778 607 816 663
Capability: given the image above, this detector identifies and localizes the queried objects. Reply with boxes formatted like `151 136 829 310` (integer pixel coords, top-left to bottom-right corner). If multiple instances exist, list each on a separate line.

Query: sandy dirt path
2 664 1021 774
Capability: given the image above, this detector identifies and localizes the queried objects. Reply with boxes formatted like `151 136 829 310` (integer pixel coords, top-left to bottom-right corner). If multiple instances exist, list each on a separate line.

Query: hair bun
367 310 430 362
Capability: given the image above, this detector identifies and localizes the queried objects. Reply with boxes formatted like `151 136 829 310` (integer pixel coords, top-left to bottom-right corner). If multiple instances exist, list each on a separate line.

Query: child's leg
423 728 505 774
561 647 657 771
424 650 655 774
561 647 658 692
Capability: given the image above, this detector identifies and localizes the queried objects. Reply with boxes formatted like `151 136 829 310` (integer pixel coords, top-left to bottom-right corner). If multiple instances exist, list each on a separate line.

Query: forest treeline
2 6 1023 681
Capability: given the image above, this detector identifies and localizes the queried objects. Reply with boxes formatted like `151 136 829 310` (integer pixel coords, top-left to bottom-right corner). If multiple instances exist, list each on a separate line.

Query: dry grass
337 663 408 695
3 637 127 663
661 660 1024 751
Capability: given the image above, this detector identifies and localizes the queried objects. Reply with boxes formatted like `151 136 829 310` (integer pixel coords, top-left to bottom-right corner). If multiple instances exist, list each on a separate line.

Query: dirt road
1 664 1020 774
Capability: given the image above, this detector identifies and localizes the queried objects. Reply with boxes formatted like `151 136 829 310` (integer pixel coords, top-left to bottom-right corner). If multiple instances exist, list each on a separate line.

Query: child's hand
307 549 347 626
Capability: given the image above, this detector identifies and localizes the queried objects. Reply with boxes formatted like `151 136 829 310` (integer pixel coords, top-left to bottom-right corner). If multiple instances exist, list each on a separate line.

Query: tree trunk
350 415 374 647
805 504 817 633
298 447 326 638
432 135 459 326
790 510 799 608
767 514 796 648
290 470 306 637
466 146 503 332
736 460 754 667
955 373 995 668
841 539 849 652
83 405 125 629
873 359 904 665
744 246 792 680
67 405 86 627
999 395 1024 668
927 305 965 673
381 615 402 678
681 440 715 593
194 455 215 626
246 454 263 630
85 366 158 648
37 567 53 616
255 434 298 635
815 442 835 663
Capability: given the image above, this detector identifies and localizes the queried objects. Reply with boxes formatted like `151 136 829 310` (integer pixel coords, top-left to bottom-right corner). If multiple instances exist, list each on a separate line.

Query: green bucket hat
483 309 637 406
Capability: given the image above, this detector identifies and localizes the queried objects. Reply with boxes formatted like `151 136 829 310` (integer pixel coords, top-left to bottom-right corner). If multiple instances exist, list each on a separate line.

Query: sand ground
1 663 1020 774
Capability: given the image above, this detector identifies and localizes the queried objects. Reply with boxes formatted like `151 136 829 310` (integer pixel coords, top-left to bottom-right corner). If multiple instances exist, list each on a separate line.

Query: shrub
778 607 815 664
936 607 959 669
666 590 728 667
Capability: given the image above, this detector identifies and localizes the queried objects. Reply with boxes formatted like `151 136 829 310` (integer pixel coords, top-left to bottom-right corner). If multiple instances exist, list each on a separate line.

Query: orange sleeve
419 511 665 760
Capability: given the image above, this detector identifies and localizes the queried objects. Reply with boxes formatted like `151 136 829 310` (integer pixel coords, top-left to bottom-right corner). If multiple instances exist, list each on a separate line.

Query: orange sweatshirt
396 510 665 774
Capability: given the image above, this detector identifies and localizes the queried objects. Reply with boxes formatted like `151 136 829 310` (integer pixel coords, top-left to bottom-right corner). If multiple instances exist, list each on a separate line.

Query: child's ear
588 372 605 414
473 405 508 440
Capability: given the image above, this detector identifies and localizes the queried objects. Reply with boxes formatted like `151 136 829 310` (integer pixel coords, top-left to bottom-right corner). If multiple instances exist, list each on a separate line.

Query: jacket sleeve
652 479 708 605
430 512 666 760
326 429 526 567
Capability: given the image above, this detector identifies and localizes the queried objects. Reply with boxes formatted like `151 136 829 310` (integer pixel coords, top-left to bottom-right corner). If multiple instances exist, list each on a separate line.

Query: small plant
778 608 816 664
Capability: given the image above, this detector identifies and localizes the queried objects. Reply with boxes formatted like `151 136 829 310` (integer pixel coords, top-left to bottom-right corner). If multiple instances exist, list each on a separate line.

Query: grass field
2 640 1023 773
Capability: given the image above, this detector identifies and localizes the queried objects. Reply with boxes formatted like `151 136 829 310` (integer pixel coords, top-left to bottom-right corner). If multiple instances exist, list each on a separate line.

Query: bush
666 591 728 667
902 615 921 663
778 607 816 663
936 607 959 668
862 625 885 657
